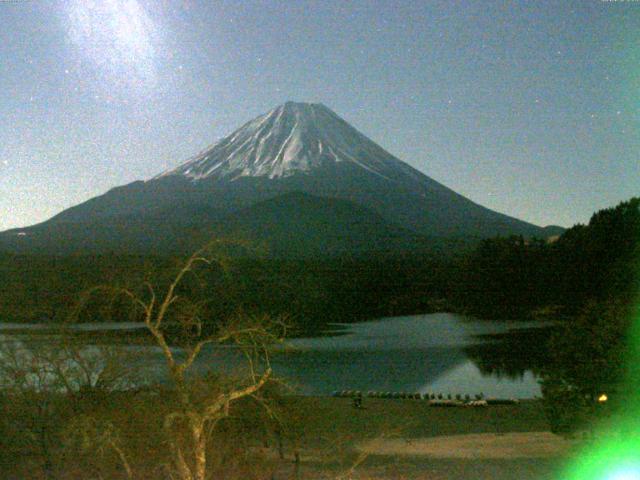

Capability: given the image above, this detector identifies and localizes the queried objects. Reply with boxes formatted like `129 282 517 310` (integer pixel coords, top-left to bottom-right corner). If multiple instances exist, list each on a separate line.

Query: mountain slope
0 193 428 256
214 192 429 258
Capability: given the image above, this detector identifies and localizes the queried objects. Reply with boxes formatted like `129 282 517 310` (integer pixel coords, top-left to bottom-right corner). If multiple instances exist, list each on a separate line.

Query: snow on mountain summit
159 102 411 181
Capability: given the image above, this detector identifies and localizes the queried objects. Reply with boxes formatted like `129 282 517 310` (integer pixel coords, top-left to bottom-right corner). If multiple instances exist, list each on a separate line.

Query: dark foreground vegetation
0 388 561 480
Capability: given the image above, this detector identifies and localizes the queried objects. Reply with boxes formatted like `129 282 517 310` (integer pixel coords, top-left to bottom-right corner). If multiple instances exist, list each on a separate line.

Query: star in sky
0 0 638 231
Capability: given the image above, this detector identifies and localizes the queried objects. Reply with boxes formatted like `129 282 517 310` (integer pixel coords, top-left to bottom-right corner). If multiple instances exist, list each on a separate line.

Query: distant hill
213 192 431 258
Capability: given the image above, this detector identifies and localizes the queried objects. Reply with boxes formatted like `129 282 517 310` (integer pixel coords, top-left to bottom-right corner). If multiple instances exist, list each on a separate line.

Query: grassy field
289 397 550 441
1 392 576 479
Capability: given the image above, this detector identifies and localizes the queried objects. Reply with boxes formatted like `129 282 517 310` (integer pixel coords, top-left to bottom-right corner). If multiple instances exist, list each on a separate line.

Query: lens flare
561 302 640 480
606 465 640 480
64 0 160 90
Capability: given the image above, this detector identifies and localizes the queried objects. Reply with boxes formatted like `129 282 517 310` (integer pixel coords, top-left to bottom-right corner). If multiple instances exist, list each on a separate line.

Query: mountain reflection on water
0 313 553 398
271 313 553 397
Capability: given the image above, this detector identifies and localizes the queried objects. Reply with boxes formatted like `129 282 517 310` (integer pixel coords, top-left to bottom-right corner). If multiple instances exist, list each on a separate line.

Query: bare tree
64 414 134 479
76 240 286 480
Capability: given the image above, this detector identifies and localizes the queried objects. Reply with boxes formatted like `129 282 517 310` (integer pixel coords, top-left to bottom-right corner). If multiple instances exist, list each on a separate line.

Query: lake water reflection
0 313 547 398
272 313 546 398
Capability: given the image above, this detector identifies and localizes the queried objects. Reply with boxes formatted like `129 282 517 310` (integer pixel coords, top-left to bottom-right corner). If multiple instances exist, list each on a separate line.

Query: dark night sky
1 0 638 230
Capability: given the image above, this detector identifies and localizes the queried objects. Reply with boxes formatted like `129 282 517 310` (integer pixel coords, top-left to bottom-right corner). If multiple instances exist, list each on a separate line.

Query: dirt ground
358 431 575 459
266 431 576 480
271 398 577 480
1 393 578 480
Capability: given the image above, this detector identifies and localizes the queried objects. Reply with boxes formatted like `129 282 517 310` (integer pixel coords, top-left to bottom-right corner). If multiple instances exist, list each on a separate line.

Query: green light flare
561 301 640 480
563 438 640 480
605 465 640 480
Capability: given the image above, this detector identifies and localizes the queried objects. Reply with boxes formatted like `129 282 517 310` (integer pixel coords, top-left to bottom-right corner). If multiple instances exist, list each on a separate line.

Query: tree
77 240 286 480
539 299 632 435
454 235 553 319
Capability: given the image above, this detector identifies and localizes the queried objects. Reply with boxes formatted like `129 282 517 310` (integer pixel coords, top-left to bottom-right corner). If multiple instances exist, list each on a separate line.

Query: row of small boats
331 390 519 406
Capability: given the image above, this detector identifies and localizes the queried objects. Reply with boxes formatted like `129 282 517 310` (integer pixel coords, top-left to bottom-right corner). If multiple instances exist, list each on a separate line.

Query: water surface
0 313 549 398
271 313 546 397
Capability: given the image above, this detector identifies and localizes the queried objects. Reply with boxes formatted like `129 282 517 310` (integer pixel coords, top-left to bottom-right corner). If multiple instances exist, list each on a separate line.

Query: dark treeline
0 254 157 323
1 197 637 337
234 255 455 333
0 250 455 334
454 197 640 320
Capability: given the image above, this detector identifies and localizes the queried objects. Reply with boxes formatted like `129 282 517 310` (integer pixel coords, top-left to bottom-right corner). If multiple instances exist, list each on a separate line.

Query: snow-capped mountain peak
159 101 406 181
0 101 554 255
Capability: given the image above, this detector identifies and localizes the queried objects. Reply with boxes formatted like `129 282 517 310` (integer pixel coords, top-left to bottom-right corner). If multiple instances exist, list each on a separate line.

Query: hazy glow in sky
0 0 638 231
65 0 159 89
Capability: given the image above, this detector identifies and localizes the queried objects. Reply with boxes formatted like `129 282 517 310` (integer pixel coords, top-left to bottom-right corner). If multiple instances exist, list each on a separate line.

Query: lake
0 313 549 398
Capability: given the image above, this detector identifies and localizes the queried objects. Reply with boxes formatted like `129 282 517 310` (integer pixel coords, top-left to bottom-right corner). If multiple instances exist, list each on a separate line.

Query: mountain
0 101 560 256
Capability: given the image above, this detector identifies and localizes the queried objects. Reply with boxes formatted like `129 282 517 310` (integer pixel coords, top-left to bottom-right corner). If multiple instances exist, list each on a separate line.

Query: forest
456 197 639 433
455 197 640 321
